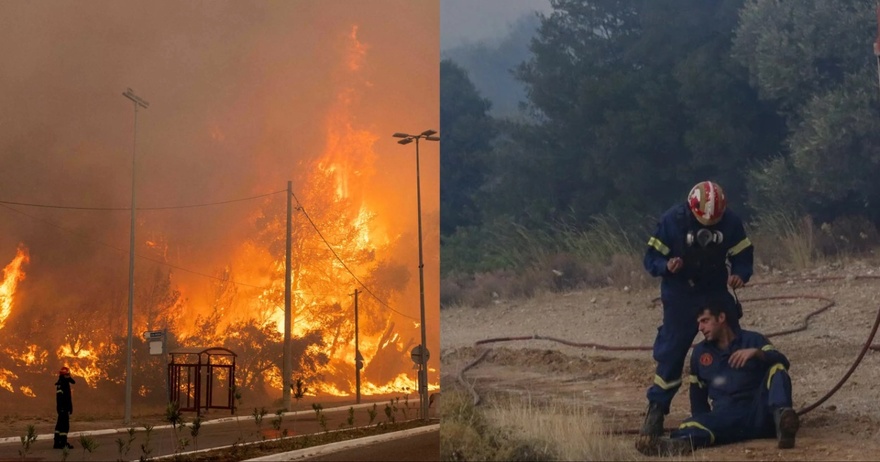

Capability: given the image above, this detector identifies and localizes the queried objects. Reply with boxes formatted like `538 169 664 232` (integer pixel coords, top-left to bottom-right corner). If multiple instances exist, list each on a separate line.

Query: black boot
53 434 63 449
774 407 799 449
635 402 665 453
640 402 665 437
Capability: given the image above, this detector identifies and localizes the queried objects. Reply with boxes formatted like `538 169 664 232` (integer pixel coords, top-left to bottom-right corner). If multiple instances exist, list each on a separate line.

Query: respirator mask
686 228 723 248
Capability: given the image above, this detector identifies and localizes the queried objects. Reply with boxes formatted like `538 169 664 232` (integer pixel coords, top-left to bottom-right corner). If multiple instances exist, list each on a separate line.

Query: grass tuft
486 394 640 461
441 387 649 461
749 211 818 270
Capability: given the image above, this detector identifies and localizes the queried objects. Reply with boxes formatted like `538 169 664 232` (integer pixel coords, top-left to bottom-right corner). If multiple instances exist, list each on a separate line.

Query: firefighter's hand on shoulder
728 348 761 368
666 257 683 274
728 274 744 289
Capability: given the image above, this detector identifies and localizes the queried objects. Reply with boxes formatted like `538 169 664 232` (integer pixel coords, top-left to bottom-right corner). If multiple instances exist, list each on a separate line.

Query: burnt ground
441 262 880 461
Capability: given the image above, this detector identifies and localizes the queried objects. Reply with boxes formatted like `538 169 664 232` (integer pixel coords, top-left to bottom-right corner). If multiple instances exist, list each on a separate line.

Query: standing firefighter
638 181 754 448
53 366 75 449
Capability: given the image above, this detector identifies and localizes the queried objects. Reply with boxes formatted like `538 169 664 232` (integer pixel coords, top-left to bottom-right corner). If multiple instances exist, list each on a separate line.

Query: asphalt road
246 425 439 461
302 428 438 461
0 400 438 461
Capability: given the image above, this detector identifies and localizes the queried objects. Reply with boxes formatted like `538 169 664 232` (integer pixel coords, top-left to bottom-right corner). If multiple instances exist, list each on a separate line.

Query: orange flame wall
0 0 439 404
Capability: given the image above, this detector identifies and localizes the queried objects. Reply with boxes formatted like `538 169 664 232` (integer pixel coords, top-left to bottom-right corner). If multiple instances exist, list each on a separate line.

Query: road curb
242 424 440 461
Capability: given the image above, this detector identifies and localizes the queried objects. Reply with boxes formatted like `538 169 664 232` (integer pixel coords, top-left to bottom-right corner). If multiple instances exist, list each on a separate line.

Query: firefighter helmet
688 181 726 226
59 366 70 375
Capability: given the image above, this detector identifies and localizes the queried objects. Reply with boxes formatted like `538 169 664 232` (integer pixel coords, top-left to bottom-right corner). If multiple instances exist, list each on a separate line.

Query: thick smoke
0 0 439 409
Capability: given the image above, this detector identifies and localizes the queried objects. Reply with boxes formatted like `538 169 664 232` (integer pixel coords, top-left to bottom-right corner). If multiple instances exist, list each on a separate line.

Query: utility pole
353 288 362 404
122 88 148 425
283 181 292 409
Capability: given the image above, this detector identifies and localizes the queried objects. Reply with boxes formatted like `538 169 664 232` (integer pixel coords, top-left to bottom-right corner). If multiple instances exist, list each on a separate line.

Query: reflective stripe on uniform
767 363 787 389
57 389 63 394
728 237 752 256
678 421 715 445
647 237 670 256
761 344 776 352
688 374 705 389
654 375 681 390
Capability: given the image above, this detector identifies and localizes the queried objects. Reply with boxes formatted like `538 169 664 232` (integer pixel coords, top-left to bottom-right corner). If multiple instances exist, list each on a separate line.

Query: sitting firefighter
639 180 754 447
637 304 800 456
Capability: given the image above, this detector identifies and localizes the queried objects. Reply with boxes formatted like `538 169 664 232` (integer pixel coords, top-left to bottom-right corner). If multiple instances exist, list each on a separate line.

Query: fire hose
455 275 880 430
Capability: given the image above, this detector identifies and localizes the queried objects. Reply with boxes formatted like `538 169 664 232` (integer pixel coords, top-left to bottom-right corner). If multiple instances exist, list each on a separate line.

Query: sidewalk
0 398 434 461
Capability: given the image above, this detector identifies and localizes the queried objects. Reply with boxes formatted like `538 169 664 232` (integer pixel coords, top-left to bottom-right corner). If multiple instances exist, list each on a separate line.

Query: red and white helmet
688 181 726 226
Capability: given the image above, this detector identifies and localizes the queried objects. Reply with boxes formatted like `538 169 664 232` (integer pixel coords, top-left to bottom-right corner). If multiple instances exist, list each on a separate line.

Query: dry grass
442 387 698 461
441 388 555 461
440 384 720 461
485 394 641 461
749 212 818 270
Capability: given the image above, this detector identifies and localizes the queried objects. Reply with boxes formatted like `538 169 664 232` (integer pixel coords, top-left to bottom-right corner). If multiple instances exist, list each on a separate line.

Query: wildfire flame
246 24 425 397
57 344 102 385
0 368 17 393
19 385 35 398
6 344 48 367
0 245 28 332
0 23 437 402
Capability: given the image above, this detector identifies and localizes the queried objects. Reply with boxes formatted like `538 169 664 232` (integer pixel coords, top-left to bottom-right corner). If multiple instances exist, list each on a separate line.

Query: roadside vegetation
11 394 432 461
169 418 432 462
442 209 879 309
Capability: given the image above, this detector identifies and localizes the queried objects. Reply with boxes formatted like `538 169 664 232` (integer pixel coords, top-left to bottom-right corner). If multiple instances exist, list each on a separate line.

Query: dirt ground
441 262 880 461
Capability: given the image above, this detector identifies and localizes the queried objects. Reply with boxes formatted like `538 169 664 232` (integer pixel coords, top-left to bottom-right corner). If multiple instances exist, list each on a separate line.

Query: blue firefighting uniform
671 330 793 446
644 202 753 413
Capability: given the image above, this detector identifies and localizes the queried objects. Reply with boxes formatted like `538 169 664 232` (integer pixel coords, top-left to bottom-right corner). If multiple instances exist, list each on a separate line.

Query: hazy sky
441 0 552 50
0 0 439 399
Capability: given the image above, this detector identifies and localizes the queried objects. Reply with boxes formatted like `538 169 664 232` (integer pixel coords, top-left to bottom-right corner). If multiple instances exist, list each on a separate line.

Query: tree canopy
440 0 880 273
440 59 496 235
733 0 880 222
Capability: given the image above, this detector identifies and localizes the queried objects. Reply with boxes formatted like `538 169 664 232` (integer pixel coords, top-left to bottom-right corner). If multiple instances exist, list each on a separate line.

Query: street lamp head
397 138 413 145
122 88 150 109
425 136 440 142
392 132 411 138
420 129 437 137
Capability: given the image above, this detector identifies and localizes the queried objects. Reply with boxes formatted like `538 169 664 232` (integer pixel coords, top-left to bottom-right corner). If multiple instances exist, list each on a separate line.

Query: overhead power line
0 187 416 315
0 189 286 211
289 189 419 322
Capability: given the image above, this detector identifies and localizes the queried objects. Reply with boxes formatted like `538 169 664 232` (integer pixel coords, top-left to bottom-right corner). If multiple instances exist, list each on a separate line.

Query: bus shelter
167 347 237 415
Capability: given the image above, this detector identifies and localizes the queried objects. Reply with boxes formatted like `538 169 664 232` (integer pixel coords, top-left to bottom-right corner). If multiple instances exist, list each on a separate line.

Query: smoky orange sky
0 0 439 400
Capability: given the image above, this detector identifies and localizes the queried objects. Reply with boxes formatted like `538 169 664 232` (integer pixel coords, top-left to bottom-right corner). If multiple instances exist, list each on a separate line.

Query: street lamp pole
122 88 148 425
392 129 439 421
